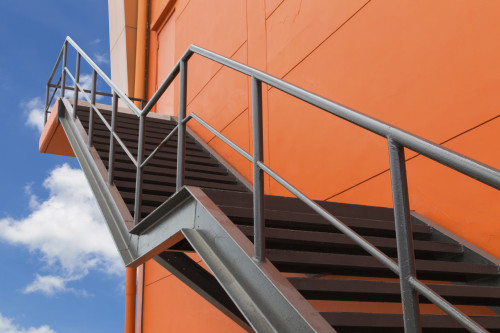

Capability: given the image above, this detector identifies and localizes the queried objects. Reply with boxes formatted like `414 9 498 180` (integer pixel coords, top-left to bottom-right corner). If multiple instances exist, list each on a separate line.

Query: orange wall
140 0 500 331
141 255 246 333
146 0 500 257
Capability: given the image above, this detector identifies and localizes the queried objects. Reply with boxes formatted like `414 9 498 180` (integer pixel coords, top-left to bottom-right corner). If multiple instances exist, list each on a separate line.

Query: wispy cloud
23 73 108 133
0 164 123 296
23 274 88 297
0 312 55 333
65 74 106 102
23 97 45 133
90 38 101 45
93 53 109 65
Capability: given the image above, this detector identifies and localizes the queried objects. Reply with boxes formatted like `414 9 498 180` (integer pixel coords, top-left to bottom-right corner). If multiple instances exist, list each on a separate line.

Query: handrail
45 37 499 333
48 83 147 102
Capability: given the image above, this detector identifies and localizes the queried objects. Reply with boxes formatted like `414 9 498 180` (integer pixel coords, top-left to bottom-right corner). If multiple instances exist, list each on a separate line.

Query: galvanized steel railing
45 37 500 333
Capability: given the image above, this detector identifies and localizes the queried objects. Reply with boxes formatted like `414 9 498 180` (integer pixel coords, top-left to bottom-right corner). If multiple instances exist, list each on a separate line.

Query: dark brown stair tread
236 225 461 256
267 249 498 280
113 163 231 178
112 169 238 185
79 114 176 132
78 116 199 145
115 177 246 193
220 205 431 236
95 144 220 166
321 312 500 331
204 189 396 221
105 156 231 175
91 137 207 158
99 151 223 172
289 277 500 305
90 131 205 151
121 191 169 205
77 108 177 131
80 121 196 143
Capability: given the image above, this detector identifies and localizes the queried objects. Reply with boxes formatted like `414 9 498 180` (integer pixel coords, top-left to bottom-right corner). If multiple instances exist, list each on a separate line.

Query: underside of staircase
56 98 500 332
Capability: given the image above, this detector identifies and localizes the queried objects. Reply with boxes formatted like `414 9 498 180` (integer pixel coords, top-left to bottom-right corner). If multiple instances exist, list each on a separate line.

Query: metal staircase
42 37 500 332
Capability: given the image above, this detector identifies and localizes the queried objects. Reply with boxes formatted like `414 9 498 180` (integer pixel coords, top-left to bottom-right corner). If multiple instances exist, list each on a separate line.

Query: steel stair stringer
57 98 333 332
179 186 335 333
58 98 138 264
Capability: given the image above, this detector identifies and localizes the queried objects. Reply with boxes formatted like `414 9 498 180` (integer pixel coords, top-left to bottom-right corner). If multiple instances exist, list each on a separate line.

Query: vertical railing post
108 92 118 185
60 41 67 98
252 77 265 262
134 115 146 225
44 84 50 125
388 138 421 333
73 53 81 119
176 59 187 191
87 69 97 147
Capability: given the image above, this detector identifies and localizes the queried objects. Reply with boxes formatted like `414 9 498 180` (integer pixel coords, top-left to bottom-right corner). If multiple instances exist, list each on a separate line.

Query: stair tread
220 205 431 236
106 155 232 175
267 249 498 280
204 188 398 221
290 277 500 305
112 169 238 185
237 225 461 255
321 312 500 330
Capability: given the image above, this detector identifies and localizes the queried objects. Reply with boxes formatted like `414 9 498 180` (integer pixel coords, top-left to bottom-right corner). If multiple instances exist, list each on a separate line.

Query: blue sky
0 1 125 332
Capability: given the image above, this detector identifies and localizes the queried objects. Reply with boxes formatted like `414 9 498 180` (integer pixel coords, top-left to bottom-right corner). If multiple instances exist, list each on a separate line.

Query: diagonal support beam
154 252 251 332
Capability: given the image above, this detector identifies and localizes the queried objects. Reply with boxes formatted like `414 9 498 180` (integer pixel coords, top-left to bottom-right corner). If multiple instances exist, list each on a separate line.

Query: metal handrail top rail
156 46 500 190
48 36 500 192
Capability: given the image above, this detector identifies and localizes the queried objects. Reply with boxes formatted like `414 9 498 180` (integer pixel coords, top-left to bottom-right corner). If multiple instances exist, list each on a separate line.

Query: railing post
134 115 146 225
44 84 50 125
388 138 421 333
108 92 118 185
176 59 187 191
73 53 81 119
252 77 265 262
60 41 67 98
87 69 97 147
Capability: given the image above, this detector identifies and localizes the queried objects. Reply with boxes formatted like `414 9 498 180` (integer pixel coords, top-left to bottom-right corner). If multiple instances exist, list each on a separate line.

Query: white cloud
24 275 68 295
23 97 45 133
0 313 55 333
24 74 106 133
0 164 123 296
62 74 92 101
93 53 110 65
90 38 101 45
66 74 105 101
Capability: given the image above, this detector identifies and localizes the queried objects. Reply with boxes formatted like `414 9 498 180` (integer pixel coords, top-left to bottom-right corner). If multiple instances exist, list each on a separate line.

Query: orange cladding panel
39 99 75 157
140 0 500 330
141 260 246 333
175 0 247 110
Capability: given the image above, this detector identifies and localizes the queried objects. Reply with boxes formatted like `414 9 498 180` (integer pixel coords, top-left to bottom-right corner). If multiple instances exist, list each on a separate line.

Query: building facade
40 0 500 331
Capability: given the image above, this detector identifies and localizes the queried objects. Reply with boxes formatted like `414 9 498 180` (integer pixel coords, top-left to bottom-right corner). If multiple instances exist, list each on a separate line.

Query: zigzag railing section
44 37 500 332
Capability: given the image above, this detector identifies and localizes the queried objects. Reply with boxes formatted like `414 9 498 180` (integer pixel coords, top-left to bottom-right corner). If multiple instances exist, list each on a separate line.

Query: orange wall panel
144 259 170 286
265 0 284 18
334 116 500 258
208 108 253 182
140 0 500 330
266 0 369 79
154 10 176 116
146 0 500 258
175 0 247 106
39 99 75 157
142 271 245 333
267 89 389 199
187 43 249 143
